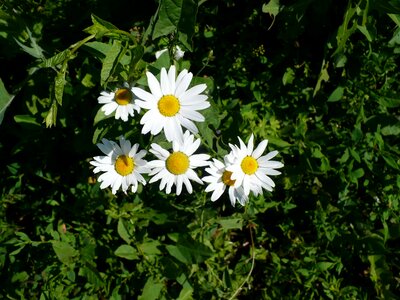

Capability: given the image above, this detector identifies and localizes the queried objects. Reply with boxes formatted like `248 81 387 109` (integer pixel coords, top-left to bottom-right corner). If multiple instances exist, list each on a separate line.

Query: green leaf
262 0 282 29
138 277 163 300
217 218 243 231
101 41 121 85
327 86 344 102
316 261 334 271
117 219 131 244
313 60 329 97
114 244 139 260
350 168 364 183
11 271 29 283
166 235 213 264
382 152 399 170
177 286 193 300
357 25 373 42
14 27 44 59
37 49 71 68
52 241 78 265
153 0 198 50
54 66 67 106
84 14 119 38
0 78 14 125
44 101 57 128
381 125 400 136
282 67 295 85
14 115 40 126
139 240 162 256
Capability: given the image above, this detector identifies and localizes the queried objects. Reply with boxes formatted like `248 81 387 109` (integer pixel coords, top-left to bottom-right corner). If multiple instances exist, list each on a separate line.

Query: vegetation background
1 0 399 299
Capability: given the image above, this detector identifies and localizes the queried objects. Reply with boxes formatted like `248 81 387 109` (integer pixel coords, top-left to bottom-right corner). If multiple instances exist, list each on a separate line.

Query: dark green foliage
0 0 399 299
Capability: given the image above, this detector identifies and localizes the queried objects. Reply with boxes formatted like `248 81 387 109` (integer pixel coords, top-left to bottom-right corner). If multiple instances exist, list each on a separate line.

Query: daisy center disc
115 88 132 105
115 155 135 176
222 171 235 186
158 95 180 117
166 151 189 175
241 156 258 175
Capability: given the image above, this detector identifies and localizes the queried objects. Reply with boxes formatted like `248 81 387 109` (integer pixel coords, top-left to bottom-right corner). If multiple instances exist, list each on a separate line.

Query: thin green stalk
228 226 256 300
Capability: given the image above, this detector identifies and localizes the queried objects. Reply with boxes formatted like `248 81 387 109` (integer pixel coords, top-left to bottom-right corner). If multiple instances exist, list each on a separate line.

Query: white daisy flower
90 137 149 194
132 65 210 142
148 131 210 195
203 157 248 207
97 82 140 122
226 134 284 196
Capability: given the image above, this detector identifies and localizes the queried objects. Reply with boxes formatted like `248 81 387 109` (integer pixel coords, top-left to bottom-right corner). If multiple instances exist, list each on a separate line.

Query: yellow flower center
158 95 180 117
222 171 235 186
115 88 132 105
166 151 189 175
115 155 135 176
241 156 258 175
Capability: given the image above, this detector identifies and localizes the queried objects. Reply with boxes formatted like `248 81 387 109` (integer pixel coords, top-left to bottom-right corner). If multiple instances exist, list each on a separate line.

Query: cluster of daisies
90 65 284 206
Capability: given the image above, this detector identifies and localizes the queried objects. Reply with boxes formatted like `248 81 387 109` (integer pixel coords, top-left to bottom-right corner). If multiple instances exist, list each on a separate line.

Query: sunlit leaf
101 41 121 85
114 244 139 260
138 277 163 300
0 78 14 125
52 241 78 265
327 86 344 102
153 0 198 50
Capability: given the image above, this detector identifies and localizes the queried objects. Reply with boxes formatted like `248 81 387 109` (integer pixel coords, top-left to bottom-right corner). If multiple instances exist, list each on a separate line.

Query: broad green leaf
166 235 213 264
52 241 78 265
0 78 14 125
262 0 282 29
262 0 281 16
316 261 334 271
153 0 198 50
381 125 400 136
282 67 295 85
83 41 113 58
138 277 163 300
15 232 30 241
117 219 131 244
177 286 193 300
217 218 243 231
114 244 139 260
37 49 71 68
327 86 344 102
139 240 162 256
11 271 29 283
101 41 121 85
93 107 113 125
350 168 364 183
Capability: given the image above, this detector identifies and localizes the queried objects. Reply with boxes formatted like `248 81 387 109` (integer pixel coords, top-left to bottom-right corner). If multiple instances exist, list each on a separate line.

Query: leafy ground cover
1 0 399 299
